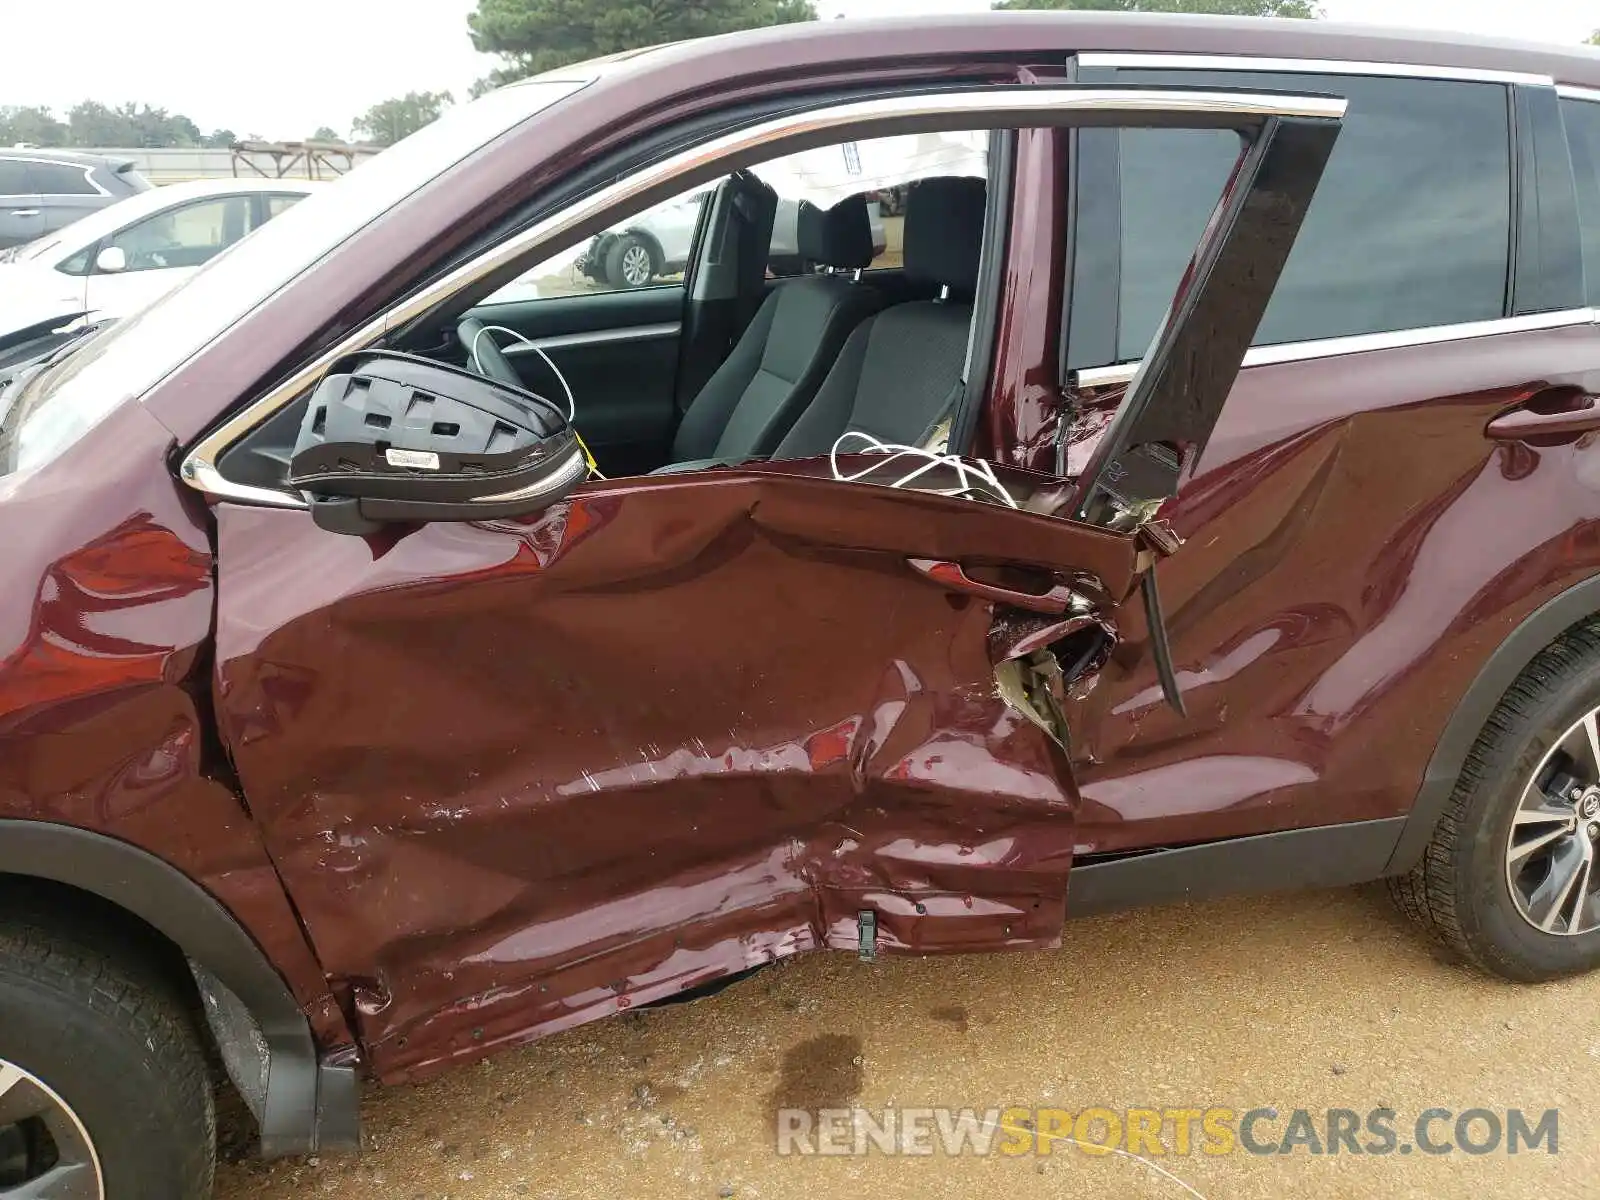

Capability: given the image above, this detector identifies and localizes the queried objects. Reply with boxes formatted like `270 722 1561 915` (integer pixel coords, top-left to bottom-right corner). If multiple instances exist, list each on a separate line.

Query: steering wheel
457 317 520 387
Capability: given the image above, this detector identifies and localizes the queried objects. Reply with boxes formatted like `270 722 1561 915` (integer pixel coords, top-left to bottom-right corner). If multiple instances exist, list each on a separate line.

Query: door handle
1485 390 1600 440
907 557 1079 614
10 210 39 218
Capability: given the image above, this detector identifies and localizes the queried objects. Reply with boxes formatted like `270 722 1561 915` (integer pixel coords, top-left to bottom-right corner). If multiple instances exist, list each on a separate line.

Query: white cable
469 323 575 422
829 430 1017 508
468 322 604 479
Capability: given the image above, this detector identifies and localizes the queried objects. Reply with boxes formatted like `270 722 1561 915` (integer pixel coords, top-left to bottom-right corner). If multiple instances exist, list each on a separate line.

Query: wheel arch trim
0 819 357 1156
1388 574 1600 873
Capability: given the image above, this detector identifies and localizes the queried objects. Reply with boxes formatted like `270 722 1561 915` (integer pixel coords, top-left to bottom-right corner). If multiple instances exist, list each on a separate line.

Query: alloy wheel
0 1060 102 1199
621 242 653 286
1505 707 1600 936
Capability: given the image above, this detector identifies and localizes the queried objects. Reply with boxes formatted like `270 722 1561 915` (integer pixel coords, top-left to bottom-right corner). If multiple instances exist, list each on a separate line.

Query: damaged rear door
208 88 1343 1081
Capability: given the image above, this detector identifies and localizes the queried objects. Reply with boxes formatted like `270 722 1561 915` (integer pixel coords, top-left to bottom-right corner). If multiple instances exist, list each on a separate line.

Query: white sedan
0 177 320 337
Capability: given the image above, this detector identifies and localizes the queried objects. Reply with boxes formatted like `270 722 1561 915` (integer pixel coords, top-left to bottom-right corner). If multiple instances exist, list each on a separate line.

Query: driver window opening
482 131 989 301
219 129 1004 503
467 130 996 487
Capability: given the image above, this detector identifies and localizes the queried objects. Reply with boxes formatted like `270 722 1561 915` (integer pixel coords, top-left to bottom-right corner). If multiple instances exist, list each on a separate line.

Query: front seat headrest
903 176 988 293
796 194 875 271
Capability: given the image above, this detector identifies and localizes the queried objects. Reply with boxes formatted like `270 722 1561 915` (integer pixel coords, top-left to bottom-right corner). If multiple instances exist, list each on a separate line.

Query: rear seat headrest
903 176 988 293
796 194 875 271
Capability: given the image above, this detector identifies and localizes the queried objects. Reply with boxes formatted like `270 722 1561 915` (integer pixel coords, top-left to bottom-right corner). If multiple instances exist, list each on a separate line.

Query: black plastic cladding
289 349 573 499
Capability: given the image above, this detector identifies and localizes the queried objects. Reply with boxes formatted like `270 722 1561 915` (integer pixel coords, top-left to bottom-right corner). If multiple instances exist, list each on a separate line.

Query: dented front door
209 88 1343 1082
211 475 1135 1079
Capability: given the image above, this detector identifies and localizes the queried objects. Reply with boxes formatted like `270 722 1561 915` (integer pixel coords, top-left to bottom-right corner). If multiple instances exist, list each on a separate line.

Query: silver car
582 193 887 288
0 150 153 250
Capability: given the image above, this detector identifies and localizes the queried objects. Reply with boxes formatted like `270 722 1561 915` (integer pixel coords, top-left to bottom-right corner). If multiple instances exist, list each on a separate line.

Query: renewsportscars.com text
775 1105 1560 1157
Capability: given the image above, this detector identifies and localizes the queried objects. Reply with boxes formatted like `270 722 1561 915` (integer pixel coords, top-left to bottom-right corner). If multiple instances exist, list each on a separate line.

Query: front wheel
604 234 657 288
0 908 215 1198
1392 624 1600 980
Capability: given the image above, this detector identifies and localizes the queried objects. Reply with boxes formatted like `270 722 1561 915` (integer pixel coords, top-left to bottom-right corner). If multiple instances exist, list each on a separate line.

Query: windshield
4 76 589 475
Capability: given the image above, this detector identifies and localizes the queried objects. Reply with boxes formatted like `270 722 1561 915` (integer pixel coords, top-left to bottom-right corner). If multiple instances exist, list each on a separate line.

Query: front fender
0 820 357 1155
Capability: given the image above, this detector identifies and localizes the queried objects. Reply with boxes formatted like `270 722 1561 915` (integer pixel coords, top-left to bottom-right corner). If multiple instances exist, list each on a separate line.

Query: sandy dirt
215 886 1599 1200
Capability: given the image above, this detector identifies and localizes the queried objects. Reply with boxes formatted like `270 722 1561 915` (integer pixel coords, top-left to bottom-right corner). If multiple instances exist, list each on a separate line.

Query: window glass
9 78 587 476
27 163 97 196
481 131 989 302
56 245 94 276
1562 98 1600 306
482 187 709 304
0 161 31 196
1111 72 1512 361
757 132 988 275
106 195 255 272
265 192 306 219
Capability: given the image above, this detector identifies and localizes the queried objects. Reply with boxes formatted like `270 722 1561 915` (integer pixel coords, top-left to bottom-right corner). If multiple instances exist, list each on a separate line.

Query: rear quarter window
26 163 99 196
264 193 306 219
1076 71 1514 365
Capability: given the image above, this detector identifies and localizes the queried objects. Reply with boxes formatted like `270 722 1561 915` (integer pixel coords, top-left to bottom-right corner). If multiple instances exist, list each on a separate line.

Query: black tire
603 233 657 289
1391 622 1600 981
0 904 215 1197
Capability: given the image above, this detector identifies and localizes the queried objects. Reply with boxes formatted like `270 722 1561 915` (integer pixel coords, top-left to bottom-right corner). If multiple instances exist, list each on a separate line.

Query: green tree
309 125 344 142
352 91 454 146
3 101 238 149
468 0 818 94
65 101 138 146
0 106 68 147
131 106 201 147
65 101 205 147
1589 29 1600 45
994 0 1318 15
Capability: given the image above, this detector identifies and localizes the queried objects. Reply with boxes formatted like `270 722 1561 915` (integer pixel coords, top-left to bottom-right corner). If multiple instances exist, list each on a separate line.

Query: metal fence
77 142 382 184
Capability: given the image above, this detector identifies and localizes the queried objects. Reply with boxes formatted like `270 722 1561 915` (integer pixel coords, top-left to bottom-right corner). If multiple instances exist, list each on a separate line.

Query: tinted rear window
1104 71 1513 361
0 161 30 196
27 162 98 196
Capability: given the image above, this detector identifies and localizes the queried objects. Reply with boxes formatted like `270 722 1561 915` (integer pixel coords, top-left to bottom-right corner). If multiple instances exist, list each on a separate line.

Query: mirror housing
288 350 585 536
94 245 127 274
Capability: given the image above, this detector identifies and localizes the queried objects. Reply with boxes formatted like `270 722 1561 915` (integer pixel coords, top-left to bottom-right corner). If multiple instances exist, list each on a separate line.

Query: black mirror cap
288 350 586 527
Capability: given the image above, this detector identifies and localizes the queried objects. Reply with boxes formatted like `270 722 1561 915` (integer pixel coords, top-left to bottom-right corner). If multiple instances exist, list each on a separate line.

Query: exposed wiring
829 430 1017 508
470 324 574 420
469 323 604 479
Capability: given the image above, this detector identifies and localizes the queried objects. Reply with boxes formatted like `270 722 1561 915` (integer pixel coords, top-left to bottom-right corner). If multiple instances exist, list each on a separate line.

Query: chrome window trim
1076 52 1552 87
501 322 682 355
182 85 1347 506
1073 308 1597 389
1557 85 1600 104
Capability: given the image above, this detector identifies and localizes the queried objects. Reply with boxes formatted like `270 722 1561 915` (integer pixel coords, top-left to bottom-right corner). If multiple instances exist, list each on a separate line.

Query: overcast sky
3 0 1597 140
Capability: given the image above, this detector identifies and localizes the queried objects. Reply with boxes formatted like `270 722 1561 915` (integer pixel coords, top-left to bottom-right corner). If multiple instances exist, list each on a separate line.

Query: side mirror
288 350 585 536
94 245 127 274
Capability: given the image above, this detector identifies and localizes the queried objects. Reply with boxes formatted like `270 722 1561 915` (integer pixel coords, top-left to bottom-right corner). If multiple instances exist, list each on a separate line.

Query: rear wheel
1392 624 1600 980
0 909 215 1198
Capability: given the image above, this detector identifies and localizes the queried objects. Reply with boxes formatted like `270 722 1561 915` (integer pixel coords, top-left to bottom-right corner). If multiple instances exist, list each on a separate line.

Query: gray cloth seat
667 196 883 463
773 176 987 460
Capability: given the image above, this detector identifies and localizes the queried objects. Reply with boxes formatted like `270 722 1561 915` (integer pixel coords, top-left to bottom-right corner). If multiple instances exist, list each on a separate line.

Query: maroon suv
5 13 1600 1195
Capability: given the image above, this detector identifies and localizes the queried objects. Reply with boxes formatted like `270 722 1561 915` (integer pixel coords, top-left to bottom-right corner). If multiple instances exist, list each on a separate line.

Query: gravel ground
215 886 1599 1200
